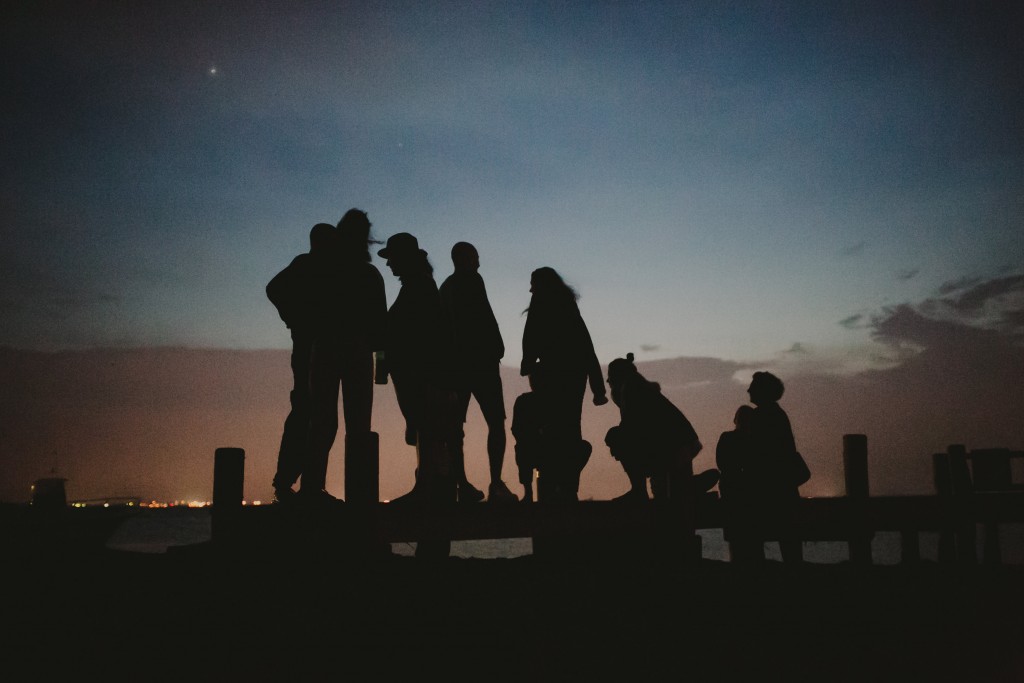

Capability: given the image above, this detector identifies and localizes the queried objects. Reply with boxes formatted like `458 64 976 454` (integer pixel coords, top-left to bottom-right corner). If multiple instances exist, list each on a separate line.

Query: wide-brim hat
378 232 426 259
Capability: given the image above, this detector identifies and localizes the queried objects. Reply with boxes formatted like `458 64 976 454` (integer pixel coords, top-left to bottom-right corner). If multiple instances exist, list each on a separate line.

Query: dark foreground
4 542 1023 682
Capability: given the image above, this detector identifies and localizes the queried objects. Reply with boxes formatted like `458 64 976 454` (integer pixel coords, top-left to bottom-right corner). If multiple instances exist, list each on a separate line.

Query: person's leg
616 460 649 501
340 351 375 503
390 368 419 447
543 372 587 500
304 339 341 494
450 378 483 502
474 368 517 501
474 370 508 482
339 351 373 436
273 330 312 496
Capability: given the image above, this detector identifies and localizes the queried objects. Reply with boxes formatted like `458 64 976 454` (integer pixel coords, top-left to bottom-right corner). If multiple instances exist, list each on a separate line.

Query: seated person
512 367 592 503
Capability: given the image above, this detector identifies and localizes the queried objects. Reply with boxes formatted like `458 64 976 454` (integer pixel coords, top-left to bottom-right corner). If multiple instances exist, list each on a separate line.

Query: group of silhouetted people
267 211 811 562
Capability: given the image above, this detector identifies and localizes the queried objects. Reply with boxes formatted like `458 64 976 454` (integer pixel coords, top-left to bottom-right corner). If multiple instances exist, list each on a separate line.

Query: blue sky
3 1 1021 367
4 2 1019 358
1 2 1023 503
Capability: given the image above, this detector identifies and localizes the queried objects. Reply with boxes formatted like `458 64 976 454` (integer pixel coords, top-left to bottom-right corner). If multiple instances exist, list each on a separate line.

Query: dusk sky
2 2 1022 504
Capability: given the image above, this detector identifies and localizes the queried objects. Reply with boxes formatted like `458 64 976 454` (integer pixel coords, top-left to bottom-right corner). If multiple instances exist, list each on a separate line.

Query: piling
948 444 977 565
933 451 956 563
843 434 871 565
212 447 244 544
970 449 1013 565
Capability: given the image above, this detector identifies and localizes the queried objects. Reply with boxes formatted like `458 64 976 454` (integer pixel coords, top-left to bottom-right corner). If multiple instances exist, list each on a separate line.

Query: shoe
487 481 519 503
694 469 720 493
389 486 426 506
612 489 648 503
273 487 298 505
457 481 485 503
298 489 343 508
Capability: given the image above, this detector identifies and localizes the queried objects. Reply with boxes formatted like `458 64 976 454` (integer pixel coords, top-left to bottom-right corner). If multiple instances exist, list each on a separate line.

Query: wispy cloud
840 241 865 258
839 314 864 329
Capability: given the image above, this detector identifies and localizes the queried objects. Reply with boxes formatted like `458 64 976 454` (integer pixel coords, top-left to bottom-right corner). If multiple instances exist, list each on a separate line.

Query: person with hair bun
519 267 608 501
604 353 718 502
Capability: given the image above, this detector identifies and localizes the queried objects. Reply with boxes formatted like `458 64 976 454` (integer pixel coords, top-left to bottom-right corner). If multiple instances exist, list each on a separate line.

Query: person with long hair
519 267 607 501
377 233 459 532
303 209 387 505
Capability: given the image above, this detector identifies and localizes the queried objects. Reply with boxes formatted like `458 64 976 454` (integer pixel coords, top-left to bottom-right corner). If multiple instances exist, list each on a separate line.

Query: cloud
639 344 660 353
839 314 864 329
896 268 919 281
904 272 1024 339
840 241 865 258
2 279 1022 507
936 275 984 296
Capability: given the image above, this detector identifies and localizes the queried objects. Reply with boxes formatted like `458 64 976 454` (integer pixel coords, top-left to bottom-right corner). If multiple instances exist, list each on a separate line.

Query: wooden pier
208 435 1024 565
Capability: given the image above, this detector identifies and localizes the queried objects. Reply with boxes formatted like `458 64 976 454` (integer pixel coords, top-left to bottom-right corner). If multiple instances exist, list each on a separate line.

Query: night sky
2 1 1021 503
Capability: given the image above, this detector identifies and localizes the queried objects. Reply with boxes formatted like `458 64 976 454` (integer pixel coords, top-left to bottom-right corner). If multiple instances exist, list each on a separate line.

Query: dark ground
3 541 1023 682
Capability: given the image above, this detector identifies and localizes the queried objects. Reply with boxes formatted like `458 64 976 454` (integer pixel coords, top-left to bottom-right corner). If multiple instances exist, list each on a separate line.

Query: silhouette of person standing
303 209 387 505
439 242 518 504
520 267 607 501
742 371 805 564
377 234 458 502
604 353 716 502
266 222 337 503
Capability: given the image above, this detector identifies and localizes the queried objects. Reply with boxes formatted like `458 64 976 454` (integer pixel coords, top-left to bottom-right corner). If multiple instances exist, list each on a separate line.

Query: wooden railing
209 436 1024 565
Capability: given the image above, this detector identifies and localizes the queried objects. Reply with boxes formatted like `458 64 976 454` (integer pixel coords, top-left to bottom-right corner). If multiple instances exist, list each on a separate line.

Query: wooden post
212 447 244 544
948 444 977 565
933 452 955 563
410 391 457 559
843 434 871 565
971 449 1011 565
345 431 380 505
900 529 920 565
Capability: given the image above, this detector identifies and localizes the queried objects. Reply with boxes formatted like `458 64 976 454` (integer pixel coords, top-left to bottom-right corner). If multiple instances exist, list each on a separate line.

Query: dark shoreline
6 545 1023 681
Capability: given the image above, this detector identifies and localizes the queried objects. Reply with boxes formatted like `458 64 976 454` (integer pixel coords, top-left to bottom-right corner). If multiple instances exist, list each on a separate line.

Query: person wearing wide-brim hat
378 233 458 538
377 232 428 261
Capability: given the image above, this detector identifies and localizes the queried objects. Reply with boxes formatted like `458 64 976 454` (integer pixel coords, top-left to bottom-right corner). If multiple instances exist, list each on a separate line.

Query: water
105 507 1024 564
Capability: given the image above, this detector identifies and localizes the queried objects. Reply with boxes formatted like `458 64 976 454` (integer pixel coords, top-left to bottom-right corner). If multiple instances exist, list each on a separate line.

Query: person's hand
593 393 609 406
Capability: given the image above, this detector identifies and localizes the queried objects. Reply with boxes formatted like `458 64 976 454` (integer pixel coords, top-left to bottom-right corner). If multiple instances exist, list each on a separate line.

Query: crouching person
605 353 719 502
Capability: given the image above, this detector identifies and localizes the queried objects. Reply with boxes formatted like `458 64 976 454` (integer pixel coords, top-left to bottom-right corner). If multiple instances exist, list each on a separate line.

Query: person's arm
579 316 607 405
477 277 505 361
367 266 388 352
520 311 538 376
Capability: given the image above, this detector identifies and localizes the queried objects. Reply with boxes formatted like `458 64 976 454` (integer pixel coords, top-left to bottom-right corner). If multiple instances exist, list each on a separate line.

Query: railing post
933 451 956 563
345 431 380 504
212 447 245 545
843 434 871 565
948 444 977 565
971 448 1011 565
346 431 382 555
